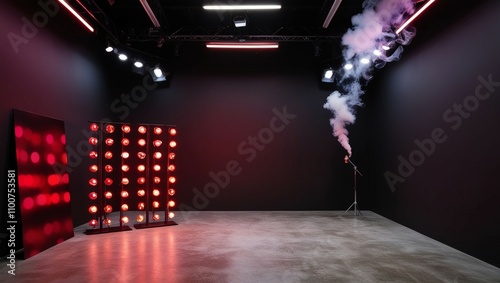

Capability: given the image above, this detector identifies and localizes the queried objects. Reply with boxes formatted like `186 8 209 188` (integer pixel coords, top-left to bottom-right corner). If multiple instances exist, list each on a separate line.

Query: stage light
105 138 114 146
137 215 144 222
121 164 130 172
322 68 335 83
168 189 175 196
105 151 113 159
168 165 175 171
121 191 129 198
169 141 177 148
89 178 98 186
138 126 147 134
153 152 162 159
169 128 177 136
373 49 382 56
121 138 130 146
233 16 246 28
122 125 131 133
121 216 129 224
152 214 160 221
137 189 146 197
104 178 113 186
89 164 98 172
138 139 146 146
134 60 144 68
89 137 98 145
152 201 160 208
104 191 113 199
121 178 129 185
118 53 128 61
150 65 167 82
154 127 162 135
90 123 99 131
382 45 391 51
138 177 146 184
360 57 370 65
89 192 98 200
153 140 162 147
168 212 175 219
103 205 112 213
137 152 146 159
104 218 112 226
89 219 98 227
169 153 175 160
104 165 112 173
137 165 145 172
121 152 130 159
168 200 175 208
138 202 145 210
106 124 115 133
153 189 160 196
121 204 129 211
344 63 354 70
154 177 161 184
89 151 98 158
105 45 114 53
206 42 279 49
153 164 161 171
203 5 281 10
168 176 176 184
89 206 97 213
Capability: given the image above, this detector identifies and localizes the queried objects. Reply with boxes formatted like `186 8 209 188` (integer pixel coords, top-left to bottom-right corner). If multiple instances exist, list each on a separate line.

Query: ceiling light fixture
203 5 281 10
206 42 279 49
322 0 343 29
396 0 435 34
58 0 94 32
322 68 335 83
139 0 161 28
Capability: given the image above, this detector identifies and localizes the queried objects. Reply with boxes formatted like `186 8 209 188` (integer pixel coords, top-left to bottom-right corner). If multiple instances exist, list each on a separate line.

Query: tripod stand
344 156 363 216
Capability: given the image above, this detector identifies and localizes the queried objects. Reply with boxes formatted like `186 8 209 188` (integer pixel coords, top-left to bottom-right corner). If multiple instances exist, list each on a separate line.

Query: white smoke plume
324 0 417 156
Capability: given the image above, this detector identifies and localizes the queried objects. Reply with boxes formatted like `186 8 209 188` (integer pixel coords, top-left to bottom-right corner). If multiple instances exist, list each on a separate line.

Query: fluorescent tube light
206 42 279 49
139 0 161 28
396 0 435 34
58 0 94 32
203 5 281 10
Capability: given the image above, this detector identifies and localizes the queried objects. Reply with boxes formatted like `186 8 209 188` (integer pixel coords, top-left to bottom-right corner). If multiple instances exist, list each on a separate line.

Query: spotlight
89 192 98 200
152 214 160 221
121 124 131 133
121 138 130 146
153 140 162 147
137 189 146 197
105 45 114 53
89 165 98 172
168 212 175 219
153 189 160 196
373 49 382 56
137 152 146 159
138 126 147 134
168 200 175 208
104 178 113 186
105 138 114 146
168 165 175 171
104 151 113 159
88 206 98 214
118 53 128 61
344 63 354 70
89 151 98 158
121 191 129 198
138 202 145 210
360 57 370 65
138 139 146 146
104 191 113 199
168 176 176 184
103 205 112 213
168 189 176 196
169 141 177 148
150 65 167 82
89 219 98 227
90 123 99 131
322 68 335 83
169 128 177 136
121 152 130 159
154 127 162 135
153 152 162 159
134 60 144 68
233 16 247 28
152 201 160 208
89 178 98 186
89 137 98 145
104 165 113 173
121 204 129 211
121 216 129 224
121 178 129 185
105 124 115 133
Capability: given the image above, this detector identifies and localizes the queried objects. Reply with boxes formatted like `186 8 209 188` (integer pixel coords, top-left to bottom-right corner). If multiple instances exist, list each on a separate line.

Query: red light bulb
90 123 99 131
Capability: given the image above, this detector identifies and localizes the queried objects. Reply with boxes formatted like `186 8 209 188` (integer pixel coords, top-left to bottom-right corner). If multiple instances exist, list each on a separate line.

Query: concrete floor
1 211 499 282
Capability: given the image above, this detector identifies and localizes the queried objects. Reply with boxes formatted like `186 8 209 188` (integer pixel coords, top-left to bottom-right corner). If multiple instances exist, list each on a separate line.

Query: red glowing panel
168 177 176 184
122 178 130 185
105 151 113 159
168 212 175 219
169 141 177 148
89 219 98 227
121 191 129 198
153 164 161 171
137 215 144 222
89 151 98 158
152 214 160 221
121 204 129 211
121 138 130 146
105 138 114 146
152 201 160 209
138 126 147 134
138 139 146 146
90 123 99 131
89 137 98 145
138 202 145 210
89 206 98 213
168 200 175 207
121 216 129 224
89 192 98 200
153 189 160 196
168 165 176 172
169 153 175 160
105 124 115 133
89 178 98 186
105 165 113 173
137 177 146 184
169 128 177 136
137 189 145 197
137 152 146 159
154 127 162 135
153 140 162 147
104 178 113 186
153 152 162 159
168 189 176 196
103 205 113 213
121 164 130 172
154 177 161 184
104 191 113 199
121 125 131 133
89 164 98 172
121 152 130 159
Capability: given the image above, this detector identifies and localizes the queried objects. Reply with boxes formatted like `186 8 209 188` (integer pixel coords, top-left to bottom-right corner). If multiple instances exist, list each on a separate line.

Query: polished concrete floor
1 211 499 282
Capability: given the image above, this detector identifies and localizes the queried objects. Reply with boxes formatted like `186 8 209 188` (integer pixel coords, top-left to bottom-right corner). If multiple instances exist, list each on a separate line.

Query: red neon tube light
396 0 435 34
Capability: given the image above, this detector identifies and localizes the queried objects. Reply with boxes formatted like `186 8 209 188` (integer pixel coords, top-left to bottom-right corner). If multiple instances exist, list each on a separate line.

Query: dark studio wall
0 0 114 227
369 0 500 267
